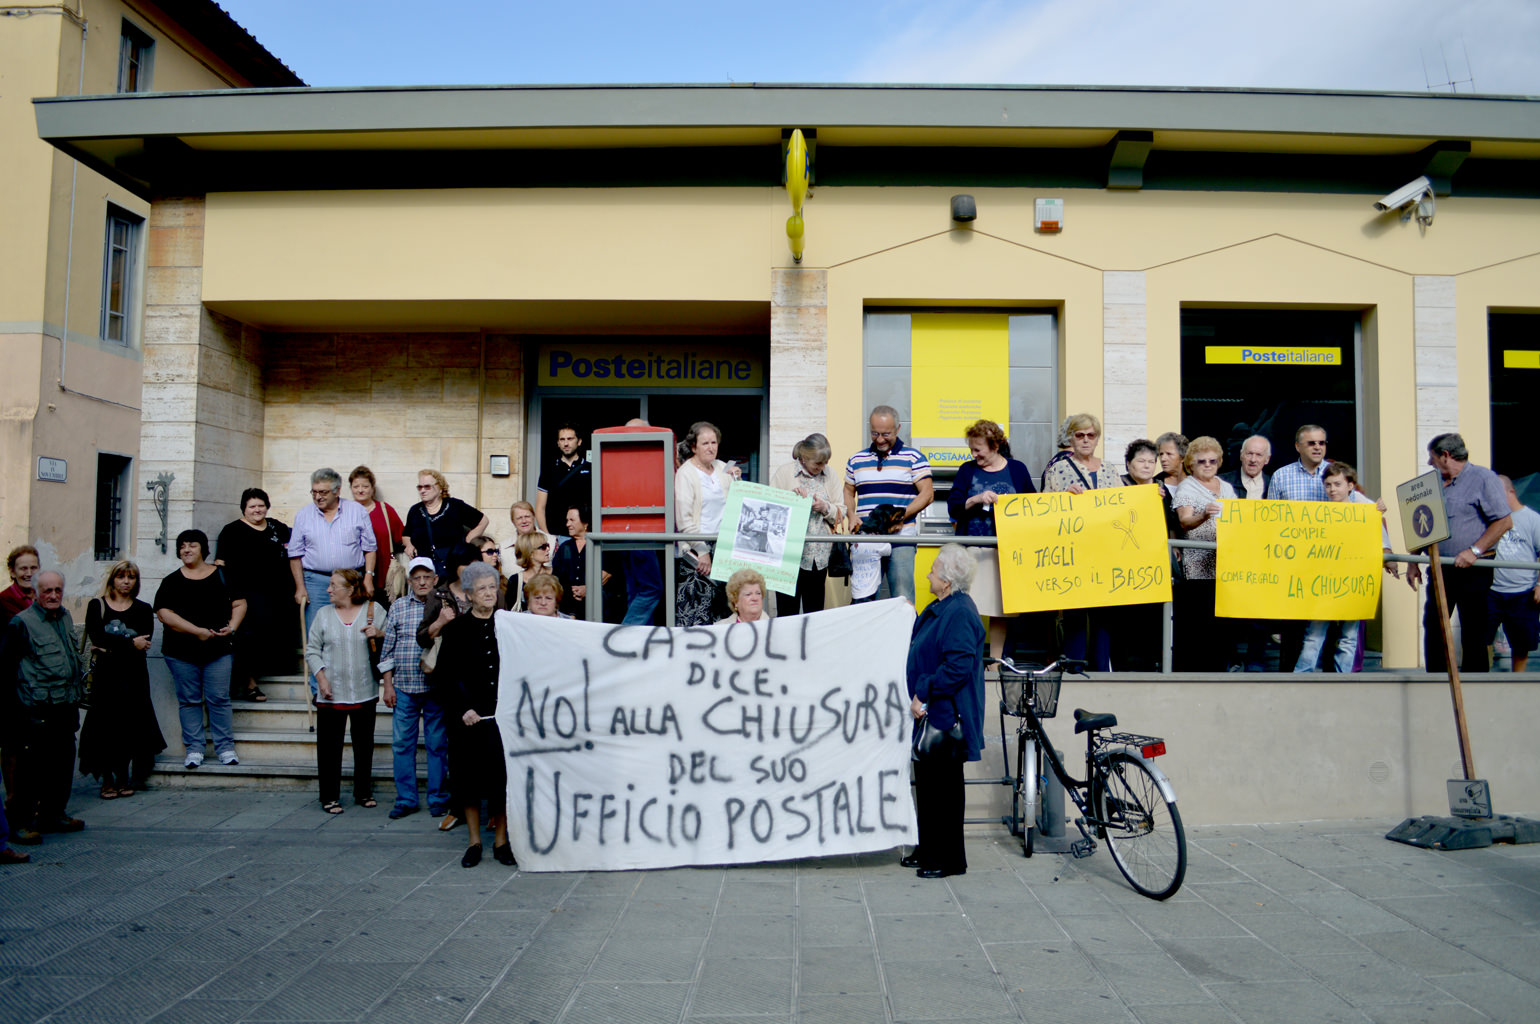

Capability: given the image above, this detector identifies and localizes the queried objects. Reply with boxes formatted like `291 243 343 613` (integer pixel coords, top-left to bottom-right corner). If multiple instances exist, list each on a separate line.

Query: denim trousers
881 543 917 605
1296 619 1359 673
391 689 450 812
302 571 332 697
166 654 235 758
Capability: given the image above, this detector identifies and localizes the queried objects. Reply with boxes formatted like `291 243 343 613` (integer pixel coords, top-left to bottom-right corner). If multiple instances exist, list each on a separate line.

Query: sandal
99 787 120 800
359 797 377 809
240 686 268 703
117 787 135 798
322 801 344 815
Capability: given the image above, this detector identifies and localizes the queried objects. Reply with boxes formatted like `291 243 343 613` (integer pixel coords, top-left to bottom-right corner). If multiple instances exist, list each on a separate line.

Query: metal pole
1425 541 1477 779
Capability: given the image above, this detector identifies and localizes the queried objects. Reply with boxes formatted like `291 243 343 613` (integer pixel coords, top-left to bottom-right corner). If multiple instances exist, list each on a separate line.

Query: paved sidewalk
2 781 1538 1023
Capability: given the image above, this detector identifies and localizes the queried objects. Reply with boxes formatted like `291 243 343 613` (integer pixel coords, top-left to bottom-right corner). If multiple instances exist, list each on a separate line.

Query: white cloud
848 0 1540 95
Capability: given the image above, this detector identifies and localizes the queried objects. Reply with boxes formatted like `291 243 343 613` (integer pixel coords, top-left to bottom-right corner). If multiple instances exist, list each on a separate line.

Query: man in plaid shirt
379 557 451 821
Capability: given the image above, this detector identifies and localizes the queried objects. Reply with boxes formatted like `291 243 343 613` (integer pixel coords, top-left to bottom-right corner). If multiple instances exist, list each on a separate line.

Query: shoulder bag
366 602 384 681
912 700 964 761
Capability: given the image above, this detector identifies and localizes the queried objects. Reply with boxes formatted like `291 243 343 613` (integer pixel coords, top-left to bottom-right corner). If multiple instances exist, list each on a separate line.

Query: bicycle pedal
1070 838 1097 859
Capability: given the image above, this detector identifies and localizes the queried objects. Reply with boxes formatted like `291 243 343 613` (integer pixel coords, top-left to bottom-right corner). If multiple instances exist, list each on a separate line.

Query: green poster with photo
710 482 811 596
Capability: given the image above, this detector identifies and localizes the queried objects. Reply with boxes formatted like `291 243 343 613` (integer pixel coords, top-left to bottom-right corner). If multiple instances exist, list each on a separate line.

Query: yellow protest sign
910 314 1008 469
1215 500 1383 620
995 486 1172 613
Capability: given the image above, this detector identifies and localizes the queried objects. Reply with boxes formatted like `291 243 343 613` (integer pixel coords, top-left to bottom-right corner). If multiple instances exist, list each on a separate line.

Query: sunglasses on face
1073 431 1099 440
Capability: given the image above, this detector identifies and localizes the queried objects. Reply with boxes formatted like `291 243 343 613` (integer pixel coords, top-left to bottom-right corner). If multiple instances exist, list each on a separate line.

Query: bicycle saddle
1073 709 1117 734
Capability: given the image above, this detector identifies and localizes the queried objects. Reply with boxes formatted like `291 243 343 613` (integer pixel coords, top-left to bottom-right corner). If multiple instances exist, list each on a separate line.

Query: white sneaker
219 751 239 766
184 752 203 769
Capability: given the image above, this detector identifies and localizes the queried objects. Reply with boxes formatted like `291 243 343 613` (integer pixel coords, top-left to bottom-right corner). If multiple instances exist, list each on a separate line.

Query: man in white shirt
1220 435 1273 501
1489 475 1540 672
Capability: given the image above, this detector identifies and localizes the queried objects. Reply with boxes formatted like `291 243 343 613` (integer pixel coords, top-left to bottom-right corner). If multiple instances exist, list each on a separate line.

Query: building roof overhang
34 82 1540 198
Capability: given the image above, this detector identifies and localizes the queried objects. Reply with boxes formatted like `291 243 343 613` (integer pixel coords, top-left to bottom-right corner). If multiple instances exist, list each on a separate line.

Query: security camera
1373 176 1433 212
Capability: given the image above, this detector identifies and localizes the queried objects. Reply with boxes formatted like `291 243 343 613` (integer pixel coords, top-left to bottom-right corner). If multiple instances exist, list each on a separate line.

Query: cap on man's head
408 557 438 575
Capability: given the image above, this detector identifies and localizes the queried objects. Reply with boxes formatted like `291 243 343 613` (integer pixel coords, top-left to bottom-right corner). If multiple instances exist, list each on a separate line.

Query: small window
95 454 133 562
118 21 154 92
101 207 143 345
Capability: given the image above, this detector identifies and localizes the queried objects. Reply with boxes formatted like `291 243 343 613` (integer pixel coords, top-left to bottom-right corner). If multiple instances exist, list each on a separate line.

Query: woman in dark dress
78 561 165 798
403 468 489 578
435 561 514 869
904 544 985 879
215 488 294 701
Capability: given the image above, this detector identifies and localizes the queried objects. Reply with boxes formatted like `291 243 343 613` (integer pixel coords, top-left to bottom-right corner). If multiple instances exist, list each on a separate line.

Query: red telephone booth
588 426 676 621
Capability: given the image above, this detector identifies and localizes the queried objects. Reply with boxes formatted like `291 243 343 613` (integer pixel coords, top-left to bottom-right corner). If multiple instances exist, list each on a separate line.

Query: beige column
769 268 829 468
1103 271 1149 473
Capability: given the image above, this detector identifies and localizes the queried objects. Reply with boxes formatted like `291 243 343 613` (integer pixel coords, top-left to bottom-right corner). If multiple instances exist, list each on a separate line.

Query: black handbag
366 602 384 682
826 536 852 579
912 709 964 761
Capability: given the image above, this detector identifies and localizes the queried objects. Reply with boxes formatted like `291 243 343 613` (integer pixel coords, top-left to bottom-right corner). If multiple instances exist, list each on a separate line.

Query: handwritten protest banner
711 482 811 596
995 486 1172 613
495 600 917 871
1215 500 1383 620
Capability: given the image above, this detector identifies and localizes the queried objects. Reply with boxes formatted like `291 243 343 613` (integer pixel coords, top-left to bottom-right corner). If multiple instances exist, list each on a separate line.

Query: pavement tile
799 906 874 947
706 912 795 956
871 913 978 961
988 941 1102 991
1355 930 1499 976
0 923 111 968
1122 901 1249 939
246 960 403 1020
408 936 520 987
1206 979 1364 1024
1227 912 1365 955
611 900 717 939
1086 951 1211 1005
355 984 485 1023
1158 936 1311 983
562 980 690 1023
1358 1001 1492 1024
144 998 264 1024
882 956 1015 1019
30 959 214 1023
1124 1003 1240 1024
694 956 795 1015
798 993 888 1023
1292 951 1453 1007
1287 892 1418 935
478 967 581 1019
589 935 706 983
1371 894 1534 937
799 946 881 995
0 973 104 1021
1057 913 1163 955
197 949 320 1000
1185 881 1298 915
1435 970 1540 1022
1006 984 1137 1022
35 925 185 975
958 901 1064 941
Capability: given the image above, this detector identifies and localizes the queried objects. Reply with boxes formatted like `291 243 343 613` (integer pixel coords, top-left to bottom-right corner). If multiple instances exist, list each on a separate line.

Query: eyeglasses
1073 431 1099 440
870 430 896 439
310 488 336 497
1193 457 1219 466
483 548 500 556
537 543 550 550
1302 440 1327 447
416 484 436 491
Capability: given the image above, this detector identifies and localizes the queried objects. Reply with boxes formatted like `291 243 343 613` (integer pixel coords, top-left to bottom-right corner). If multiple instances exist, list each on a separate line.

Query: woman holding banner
436 561 514 869
1173 436 1237 672
674 421 740 624
1041 413 1121 671
904 544 985 879
768 433 845 616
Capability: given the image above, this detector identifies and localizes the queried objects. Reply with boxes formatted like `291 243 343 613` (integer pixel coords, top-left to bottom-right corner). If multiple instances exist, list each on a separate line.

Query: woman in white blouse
305 568 385 814
768 433 845 616
674 421 742 620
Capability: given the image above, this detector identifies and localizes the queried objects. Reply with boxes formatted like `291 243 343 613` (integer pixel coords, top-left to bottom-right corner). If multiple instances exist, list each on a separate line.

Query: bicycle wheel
1094 752 1186 900
1017 736 1044 858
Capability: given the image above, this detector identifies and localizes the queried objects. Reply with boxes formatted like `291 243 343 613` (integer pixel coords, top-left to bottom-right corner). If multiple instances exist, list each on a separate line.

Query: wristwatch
1470 546 1483 557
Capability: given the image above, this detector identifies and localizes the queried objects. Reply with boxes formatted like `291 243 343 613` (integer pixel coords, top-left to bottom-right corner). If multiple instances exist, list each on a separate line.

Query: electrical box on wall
1035 198 1063 232
489 455 511 477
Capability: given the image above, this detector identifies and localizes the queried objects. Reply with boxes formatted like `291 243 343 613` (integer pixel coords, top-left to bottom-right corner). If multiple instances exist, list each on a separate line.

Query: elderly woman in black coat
904 543 985 879
435 561 514 869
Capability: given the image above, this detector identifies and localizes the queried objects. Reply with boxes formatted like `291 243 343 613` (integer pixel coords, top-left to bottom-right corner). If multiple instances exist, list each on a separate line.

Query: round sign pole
1425 540 1477 780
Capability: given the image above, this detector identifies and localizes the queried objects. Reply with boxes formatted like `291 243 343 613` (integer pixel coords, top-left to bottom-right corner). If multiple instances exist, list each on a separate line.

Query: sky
217 0 1540 95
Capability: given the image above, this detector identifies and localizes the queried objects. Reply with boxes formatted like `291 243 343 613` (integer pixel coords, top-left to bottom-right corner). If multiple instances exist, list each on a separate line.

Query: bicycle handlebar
986 655 1091 678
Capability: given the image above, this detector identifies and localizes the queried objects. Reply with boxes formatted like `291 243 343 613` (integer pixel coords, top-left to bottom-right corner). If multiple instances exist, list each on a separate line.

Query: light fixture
951 194 977 223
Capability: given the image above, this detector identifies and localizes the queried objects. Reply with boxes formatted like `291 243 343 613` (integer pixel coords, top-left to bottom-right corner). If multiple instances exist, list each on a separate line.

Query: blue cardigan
947 458 1035 535
906 591 987 761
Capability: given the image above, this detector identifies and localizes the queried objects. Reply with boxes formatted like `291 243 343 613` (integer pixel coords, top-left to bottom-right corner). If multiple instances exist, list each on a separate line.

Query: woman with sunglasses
1172 436 1238 672
503 532 554 613
402 469 489 578
476 536 509 608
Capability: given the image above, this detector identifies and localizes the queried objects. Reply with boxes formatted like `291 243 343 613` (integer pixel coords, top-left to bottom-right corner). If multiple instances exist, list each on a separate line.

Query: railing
581 531 1540 672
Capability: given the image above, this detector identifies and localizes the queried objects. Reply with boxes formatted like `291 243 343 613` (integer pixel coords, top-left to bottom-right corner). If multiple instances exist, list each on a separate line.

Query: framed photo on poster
710 482 811 596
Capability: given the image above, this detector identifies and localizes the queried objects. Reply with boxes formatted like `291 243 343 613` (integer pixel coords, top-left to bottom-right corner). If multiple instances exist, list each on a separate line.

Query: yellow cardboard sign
995 486 1172 613
910 314 1008 468
1205 346 1341 366
1215 500 1382 620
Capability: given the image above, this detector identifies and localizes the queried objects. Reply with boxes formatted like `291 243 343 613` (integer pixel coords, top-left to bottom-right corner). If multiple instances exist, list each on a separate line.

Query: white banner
495 600 919 871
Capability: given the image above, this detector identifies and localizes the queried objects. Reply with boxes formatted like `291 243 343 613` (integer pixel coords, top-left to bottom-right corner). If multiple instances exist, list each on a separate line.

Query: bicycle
989 655 1187 900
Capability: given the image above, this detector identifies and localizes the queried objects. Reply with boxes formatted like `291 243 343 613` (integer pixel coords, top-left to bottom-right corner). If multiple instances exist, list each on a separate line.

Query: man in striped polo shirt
844 405 934 604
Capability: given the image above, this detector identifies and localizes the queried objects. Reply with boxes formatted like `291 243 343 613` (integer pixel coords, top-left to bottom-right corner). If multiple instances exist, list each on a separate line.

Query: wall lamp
951 194 977 223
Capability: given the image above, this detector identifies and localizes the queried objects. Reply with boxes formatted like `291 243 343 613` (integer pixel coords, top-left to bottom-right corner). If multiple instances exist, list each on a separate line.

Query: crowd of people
0 414 1534 873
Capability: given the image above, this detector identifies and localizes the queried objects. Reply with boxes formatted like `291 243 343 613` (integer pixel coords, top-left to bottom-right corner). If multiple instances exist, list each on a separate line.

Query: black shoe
492 843 516 867
461 844 482 868
37 817 85 834
916 867 965 879
900 852 921 868
388 805 418 820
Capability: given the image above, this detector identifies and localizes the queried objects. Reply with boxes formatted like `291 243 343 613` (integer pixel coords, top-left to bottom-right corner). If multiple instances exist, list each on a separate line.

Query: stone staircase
149 672 424 791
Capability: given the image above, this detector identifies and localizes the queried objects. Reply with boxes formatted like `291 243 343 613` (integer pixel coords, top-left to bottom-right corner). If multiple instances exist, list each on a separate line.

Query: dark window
95 454 133 561
118 21 154 93
101 207 142 345
1180 309 1361 477
1489 312 1540 504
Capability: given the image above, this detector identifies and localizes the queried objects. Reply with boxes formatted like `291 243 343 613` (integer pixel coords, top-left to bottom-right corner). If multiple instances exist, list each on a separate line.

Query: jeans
167 654 235 759
1296 620 1359 673
317 702 376 805
622 550 664 625
882 543 917 605
302 571 332 697
392 689 450 813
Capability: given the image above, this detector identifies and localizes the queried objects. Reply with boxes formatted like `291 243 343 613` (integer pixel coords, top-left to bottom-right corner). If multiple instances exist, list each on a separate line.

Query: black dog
857 503 907 536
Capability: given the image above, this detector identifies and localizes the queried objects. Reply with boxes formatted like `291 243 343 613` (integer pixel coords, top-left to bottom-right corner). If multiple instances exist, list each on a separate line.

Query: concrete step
229 700 393 733
147 755 417 791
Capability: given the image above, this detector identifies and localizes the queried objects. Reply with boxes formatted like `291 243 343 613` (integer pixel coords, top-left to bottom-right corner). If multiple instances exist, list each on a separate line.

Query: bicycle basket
998 665 1061 719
